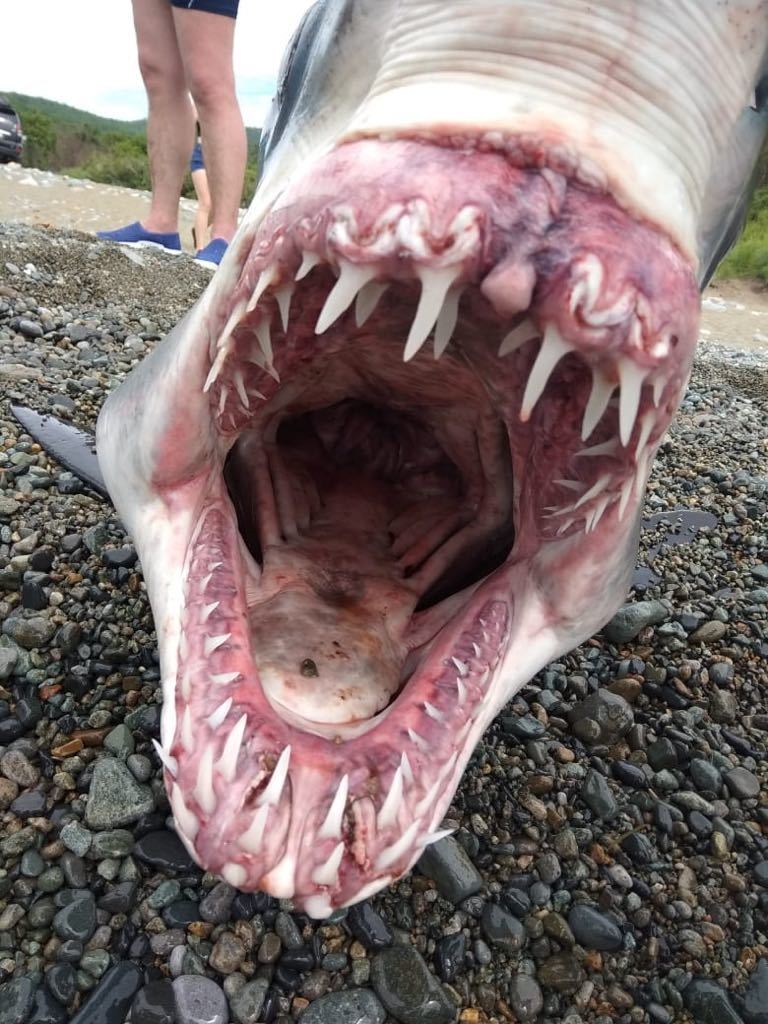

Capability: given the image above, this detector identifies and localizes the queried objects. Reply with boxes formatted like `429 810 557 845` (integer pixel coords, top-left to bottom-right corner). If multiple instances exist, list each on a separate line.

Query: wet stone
481 902 526 953
89 829 134 858
417 835 483 903
569 689 634 745
581 770 619 821
60 821 93 857
85 756 154 828
647 738 679 770
508 975 545 1023
98 880 138 914
163 900 200 928
199 881 236 923
435 932 466 982
133 830 198 873
46 962 77 1005
568 905 623 951
299 988 386 1024
258 932 282 964
501 714 546 740
502 888 532 917
103 724 135 758
10 789 46 818
621 832 656 865
209 931 246 974
60 853 88 889
229 978 269 1024
67 962 143 1024
371 945 456 1024
28 986 67 1024
691 760 722 793
536 851 562 885
537 953 586 994
1 749 39 787
0 974 36 1024
710 688 738 723
683 979 745 1024
348 901 394 950
53 890 96 942
743 959 768 1024
603 600 670 643
274 910 303 950
130 981 176 1024
724 767 760 799
613 761 648 788
20 848 44 876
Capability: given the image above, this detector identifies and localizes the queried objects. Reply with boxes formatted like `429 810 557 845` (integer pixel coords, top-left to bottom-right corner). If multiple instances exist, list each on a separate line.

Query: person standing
189 114 212 252
97 0 246 269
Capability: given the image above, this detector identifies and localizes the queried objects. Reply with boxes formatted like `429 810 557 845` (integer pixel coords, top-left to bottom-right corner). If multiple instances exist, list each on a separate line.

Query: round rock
371 946 456 1024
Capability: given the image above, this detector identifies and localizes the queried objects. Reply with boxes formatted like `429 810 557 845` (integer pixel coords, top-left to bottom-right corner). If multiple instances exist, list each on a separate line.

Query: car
0 96 23 163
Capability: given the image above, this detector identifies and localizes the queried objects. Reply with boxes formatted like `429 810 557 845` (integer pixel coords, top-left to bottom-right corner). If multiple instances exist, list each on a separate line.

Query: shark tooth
403 265 461 362
573 473 612 510
246 265 278 312
316 260 377 334
375 820 420 871
312 841 345 887
217 713 248 783
207 697 233 731
171 784 199 840
258 745 292 807
520 325 571 421
194 746 217 815
498 318 538 356
377 763 405 831
151 739 178 777
618 357 647 446
355 281 389 327
318 774 349 840
582 366 615 440
433 286 462 358
274 284 294 332
238 802 270 853
295 250 321 281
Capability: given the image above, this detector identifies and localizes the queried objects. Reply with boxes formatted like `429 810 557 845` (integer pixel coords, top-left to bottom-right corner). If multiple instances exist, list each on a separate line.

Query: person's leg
133 0 195 233
191 167 212 250
172 6 246 242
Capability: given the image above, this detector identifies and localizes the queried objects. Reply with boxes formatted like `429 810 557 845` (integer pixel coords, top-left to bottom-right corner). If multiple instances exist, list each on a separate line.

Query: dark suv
0 96 23 163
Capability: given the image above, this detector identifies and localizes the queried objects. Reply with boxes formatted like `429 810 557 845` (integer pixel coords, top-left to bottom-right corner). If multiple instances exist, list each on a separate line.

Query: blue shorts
190 141 204 173
170 0 239 17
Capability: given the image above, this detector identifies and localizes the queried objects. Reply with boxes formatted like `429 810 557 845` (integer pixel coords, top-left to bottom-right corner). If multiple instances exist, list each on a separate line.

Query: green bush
21 110 56 169
716 186 768 282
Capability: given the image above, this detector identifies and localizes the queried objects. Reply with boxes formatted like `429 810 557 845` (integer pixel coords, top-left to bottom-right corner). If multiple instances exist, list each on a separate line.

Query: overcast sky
4 1 314 126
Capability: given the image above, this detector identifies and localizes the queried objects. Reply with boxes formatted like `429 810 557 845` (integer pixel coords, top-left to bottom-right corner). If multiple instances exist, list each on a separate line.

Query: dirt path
0 162 205 252
2 161 767 352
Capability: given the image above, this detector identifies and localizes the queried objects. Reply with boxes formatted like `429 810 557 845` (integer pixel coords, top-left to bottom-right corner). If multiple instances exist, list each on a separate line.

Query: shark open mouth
141 138 700 915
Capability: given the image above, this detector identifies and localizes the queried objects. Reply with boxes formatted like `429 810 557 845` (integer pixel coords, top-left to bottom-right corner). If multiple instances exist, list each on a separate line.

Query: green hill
3 92 262 203
5 93 147 136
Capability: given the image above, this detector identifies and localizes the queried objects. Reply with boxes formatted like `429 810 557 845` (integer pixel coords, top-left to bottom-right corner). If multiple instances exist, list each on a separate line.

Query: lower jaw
164 481 512 910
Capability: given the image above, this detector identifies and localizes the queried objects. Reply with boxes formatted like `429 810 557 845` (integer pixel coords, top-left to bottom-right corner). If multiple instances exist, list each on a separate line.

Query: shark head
96 0 767 915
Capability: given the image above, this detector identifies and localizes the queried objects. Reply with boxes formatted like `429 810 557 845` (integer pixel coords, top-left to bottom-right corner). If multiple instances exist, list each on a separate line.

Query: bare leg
132 0 195 234
191 167 212 250
173 7 246 242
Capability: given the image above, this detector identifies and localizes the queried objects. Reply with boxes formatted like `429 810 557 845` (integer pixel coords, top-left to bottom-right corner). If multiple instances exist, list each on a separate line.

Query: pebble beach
0 166 766 1024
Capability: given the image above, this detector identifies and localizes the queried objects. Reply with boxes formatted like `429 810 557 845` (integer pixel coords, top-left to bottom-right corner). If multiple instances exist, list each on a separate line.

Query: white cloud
4 0 313 125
